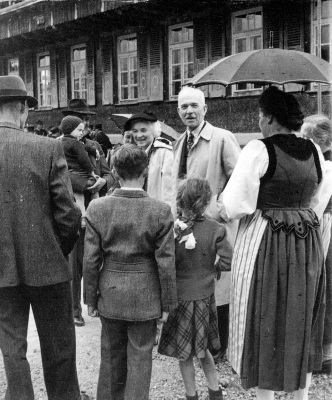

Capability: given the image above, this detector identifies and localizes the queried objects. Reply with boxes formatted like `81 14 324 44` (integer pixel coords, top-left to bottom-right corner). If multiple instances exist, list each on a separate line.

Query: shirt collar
121 186 144 191
187 120 205 139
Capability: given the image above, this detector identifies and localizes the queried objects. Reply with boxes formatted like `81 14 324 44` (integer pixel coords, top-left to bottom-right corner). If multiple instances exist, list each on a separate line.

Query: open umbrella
185 49 332 87
109 113 180 141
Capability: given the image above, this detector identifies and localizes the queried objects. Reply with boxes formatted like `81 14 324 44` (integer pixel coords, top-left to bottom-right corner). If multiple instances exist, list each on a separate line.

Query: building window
37 53 51 108
8 58 19 76
312 0 332 63
118 35 138 101
169 23 194 99
232 8 262 92
71 45 87 100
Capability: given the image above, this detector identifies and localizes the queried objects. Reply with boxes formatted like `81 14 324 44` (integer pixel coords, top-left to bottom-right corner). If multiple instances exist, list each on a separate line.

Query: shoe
208 387 223 399
213 350 226 364
186 392 199 400
322 359 332 374
313 359 332 374
74 315 85 327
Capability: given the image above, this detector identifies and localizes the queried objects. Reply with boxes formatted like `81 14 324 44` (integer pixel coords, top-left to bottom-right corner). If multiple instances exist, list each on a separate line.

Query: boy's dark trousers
97 316 157 400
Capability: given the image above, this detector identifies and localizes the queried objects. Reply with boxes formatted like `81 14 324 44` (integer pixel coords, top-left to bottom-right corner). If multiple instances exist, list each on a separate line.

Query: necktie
187 132 194 153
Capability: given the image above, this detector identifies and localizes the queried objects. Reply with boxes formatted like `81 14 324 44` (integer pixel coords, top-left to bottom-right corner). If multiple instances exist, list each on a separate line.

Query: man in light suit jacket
173 86 241 362
0 76 88 400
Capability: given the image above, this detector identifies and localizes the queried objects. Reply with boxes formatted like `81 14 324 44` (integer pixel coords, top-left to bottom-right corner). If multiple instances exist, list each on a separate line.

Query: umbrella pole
317 0 322 114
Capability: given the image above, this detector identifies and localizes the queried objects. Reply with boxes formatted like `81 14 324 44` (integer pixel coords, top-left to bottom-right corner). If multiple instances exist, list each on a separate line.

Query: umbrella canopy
109 113 180 141
185 49 332 87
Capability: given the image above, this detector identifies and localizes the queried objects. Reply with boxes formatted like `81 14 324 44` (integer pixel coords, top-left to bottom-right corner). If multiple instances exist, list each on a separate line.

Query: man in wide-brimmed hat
61 98 115 327
0 75 90 399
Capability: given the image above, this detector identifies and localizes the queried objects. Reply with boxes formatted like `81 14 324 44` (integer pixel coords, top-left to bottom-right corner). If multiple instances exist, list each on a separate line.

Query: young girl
158 178 233 400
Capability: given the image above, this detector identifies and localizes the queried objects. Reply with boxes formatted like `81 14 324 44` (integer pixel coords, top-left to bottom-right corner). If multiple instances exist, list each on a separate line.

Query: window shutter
285 10 304 51
209 17 225 98
25 54 34 98
58 49 68 108
263 4 281 49
101 40 113 105
50 50 58 109
194 18 208 96
149 28 163 101
0 59 5 76
86 41 95 106
138 31 149 102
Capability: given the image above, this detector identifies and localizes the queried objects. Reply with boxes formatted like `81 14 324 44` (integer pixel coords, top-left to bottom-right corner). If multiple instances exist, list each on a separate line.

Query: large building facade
0 0 331 135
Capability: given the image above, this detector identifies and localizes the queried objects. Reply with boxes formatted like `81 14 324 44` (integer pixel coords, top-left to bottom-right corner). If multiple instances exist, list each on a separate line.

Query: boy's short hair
113 144 148 180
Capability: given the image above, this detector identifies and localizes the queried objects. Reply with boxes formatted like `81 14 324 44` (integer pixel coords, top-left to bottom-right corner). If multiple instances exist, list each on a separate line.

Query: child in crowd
83 144 177 400
59 115 99 219
158 178 233 400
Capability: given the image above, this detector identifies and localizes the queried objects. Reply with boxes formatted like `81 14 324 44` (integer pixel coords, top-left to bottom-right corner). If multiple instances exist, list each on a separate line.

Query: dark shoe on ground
213 350 226 364
208 387 223 399
322 359 332 374
74 315 85 327
313 359 332 374
186 392 199 400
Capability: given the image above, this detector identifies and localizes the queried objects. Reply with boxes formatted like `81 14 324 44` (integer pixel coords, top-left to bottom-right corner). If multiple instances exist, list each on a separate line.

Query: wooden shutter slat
58 48 68 108
264 5 281 49
149 28 163 101
101 40 113 105
50 50 58 109
194 19 208 97
86 42 95 106
138 32 148 102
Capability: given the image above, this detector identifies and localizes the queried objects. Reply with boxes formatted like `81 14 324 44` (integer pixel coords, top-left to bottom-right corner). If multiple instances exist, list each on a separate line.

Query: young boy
83 144 177 400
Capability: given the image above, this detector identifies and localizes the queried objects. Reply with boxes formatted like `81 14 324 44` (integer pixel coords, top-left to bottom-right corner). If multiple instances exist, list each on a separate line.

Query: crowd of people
0 74 331 400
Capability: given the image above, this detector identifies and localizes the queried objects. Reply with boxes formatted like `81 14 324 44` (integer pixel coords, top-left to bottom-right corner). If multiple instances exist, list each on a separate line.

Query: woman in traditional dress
301 114 332 374
208 86 327 400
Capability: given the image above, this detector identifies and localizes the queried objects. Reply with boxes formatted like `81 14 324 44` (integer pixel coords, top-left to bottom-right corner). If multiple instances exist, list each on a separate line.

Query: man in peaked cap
0 76 89 400
62 98 115 327
125 110 174 208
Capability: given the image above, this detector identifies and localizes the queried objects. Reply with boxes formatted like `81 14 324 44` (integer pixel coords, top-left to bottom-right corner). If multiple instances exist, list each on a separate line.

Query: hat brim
0 95 38 108
62 109 96 116
124 116 157 132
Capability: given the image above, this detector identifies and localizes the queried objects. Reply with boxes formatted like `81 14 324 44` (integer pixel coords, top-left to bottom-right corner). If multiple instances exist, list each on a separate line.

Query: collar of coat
111 188 148 198
151 137 173 150
174 121 212 150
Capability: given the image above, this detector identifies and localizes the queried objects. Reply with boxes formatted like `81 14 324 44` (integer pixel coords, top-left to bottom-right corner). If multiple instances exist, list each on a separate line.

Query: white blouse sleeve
206 140 268 221
310 143 332 220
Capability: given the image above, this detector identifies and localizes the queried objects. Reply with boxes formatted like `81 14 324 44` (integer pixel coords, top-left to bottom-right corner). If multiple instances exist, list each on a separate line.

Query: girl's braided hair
176 178 212 227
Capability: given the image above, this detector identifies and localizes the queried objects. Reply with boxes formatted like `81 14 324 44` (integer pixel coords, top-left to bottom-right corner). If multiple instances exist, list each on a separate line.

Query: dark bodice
257 135 321 237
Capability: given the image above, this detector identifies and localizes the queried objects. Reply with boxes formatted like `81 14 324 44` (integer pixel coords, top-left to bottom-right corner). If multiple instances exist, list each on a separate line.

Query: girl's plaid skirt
158 294 220 361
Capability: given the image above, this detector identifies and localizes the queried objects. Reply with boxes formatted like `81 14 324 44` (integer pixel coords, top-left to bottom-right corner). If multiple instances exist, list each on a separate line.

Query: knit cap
60 116 83 136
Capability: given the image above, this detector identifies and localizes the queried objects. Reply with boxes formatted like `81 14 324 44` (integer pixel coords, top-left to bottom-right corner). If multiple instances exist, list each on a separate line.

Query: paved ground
0 305 331 399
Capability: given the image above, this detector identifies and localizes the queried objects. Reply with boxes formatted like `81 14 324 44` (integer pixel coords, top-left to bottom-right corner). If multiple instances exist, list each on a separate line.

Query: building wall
0 0 330 136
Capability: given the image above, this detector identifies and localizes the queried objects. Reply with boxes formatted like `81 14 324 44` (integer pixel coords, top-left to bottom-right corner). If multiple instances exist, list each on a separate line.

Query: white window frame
118 34 138 102
7 58 19 76
36 52 51 108
232 7 263 95
311 0 332 91
168 22 194 100
71 44 87 100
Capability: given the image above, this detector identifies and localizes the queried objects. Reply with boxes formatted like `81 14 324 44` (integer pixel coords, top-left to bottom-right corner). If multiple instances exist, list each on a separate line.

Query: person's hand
86 176 106 194
159 311 169 323
88 306 99 317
